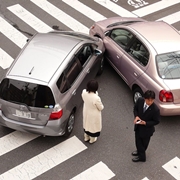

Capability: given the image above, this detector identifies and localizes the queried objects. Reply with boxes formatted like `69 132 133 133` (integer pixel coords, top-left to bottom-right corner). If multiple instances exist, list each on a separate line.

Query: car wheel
97 57 104 76
133 87 143 103
64 111 75 136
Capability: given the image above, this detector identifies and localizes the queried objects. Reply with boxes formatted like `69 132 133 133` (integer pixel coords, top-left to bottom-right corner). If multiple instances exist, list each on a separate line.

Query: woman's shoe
89 137 97 144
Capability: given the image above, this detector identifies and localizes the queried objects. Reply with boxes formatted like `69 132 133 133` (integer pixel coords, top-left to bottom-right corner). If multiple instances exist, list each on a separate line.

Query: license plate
16 110 31 118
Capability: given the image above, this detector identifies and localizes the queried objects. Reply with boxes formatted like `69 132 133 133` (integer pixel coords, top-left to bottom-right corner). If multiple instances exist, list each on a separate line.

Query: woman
81 79 104 144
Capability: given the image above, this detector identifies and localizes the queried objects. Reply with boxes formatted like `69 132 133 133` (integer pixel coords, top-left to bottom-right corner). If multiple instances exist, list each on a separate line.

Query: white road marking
62 0 106 21
0 16 27 48
128 0 149 9
142 177 149 180
30 0 89 33
94 0 137 17
0 131 40 156
0 48 14 69
70 161 115 180
157 11 180 25
0 136 87 180
162 156 180 180
7 4 52 33
132 0 180 17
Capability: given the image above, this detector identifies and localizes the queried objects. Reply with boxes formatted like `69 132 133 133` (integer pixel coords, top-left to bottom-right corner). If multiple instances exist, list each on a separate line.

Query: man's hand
134 116 141 124
134 117 146 125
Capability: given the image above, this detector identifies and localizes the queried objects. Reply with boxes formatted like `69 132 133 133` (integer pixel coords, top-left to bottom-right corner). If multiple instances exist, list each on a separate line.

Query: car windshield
0 78 55 108
156 51 180 79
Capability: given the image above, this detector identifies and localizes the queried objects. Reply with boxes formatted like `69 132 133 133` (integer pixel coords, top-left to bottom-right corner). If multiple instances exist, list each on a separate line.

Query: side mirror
104 30 110 36
94 49 102 56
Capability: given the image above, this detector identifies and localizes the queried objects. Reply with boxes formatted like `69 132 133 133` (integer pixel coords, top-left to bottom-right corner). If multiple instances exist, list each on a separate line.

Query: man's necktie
143 105 147 113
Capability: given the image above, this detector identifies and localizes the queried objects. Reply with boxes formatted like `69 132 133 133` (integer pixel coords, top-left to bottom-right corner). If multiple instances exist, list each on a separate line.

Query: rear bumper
158 103 180 116
0 111 67 136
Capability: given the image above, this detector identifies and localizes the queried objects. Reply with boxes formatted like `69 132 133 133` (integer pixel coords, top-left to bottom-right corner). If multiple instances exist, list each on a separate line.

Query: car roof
8 32 82 83
128 21 180 54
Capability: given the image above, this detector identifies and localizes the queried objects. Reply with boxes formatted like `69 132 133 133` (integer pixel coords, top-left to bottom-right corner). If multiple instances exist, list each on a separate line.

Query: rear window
156 51 180 79
0 78 55 108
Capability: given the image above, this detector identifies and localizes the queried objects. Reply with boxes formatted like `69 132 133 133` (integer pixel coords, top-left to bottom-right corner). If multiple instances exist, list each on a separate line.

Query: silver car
0 31 105 136
89 17 180 116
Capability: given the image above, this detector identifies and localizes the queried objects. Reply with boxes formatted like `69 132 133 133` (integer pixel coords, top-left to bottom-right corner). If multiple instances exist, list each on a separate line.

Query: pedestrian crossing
0 0 180 179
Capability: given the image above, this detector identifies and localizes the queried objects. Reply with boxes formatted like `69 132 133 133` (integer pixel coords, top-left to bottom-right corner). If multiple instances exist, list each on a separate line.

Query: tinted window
77 45 93 66
128 39 149 66
156 51 180 79
0 79 55 108
110 29 134 49
57 56 82 93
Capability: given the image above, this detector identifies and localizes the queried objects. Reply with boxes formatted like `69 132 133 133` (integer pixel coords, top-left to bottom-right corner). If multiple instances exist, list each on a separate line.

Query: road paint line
0 131 40 156
30 0 89 33
70 161 115 180
162 156 180 180
142 177 149 180
132 0 180 17
0 136 87 180
7 4 52 33
157 11 180 25
0 48 14 69
62 0 106 21
94 0 137 17
0 16 27 48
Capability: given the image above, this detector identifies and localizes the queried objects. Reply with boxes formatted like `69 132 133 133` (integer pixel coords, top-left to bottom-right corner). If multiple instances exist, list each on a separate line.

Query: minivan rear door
0 78 55 125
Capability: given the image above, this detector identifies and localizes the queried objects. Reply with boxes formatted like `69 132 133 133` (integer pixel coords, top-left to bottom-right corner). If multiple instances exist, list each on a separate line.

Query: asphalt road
0 0 180 179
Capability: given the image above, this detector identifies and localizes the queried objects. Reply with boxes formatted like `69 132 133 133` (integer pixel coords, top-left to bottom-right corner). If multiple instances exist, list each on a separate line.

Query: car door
104 28 134 81
67 44 99 108
119 38 150 87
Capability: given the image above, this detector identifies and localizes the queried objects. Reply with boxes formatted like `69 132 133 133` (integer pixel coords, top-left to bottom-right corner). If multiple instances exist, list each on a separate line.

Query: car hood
163 79 180 104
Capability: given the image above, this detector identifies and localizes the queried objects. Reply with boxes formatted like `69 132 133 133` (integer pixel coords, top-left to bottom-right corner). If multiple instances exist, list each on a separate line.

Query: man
132 90 160 162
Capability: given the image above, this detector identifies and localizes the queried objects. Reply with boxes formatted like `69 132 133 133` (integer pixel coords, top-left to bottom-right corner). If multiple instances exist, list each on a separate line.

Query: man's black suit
133 97 160 161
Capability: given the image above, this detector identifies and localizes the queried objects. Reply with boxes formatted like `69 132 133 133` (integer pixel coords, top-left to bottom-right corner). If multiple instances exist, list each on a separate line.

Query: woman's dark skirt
84 129 100 137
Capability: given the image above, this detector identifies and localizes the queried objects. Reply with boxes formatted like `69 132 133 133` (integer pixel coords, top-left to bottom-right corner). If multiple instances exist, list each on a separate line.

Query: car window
0 78 55 108
128 39 149 66
110 29 134 49
156 51 180 79
77 45 94 66
57 57 82 93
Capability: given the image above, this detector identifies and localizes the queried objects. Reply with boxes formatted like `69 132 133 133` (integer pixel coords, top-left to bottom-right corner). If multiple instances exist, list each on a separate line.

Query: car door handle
134 72 138 76
72 89 76 95
86 68 90 73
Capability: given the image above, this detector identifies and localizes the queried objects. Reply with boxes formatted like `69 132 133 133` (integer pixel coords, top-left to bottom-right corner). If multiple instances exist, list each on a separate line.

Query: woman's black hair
86 79 98 93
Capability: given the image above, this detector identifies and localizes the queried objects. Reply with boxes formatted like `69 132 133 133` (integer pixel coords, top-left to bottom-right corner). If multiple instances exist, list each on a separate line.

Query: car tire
97 57 104 76
133 87 143 104
64 110 75 137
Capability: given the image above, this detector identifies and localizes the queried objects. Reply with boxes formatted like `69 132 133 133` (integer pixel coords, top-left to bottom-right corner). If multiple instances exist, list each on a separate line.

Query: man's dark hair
86 79 98 93
144 90 155 99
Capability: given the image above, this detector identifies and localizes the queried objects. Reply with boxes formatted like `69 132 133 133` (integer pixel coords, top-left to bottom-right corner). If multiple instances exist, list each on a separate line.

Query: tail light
159 90 174 102
49 104 63 120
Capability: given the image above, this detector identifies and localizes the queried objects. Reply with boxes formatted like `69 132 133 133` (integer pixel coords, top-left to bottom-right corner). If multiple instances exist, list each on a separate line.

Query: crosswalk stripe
94 0 137 17
157 11 180 25
0 131 39 156
162 156 180 180
62 0 106 21
141 177 149 180
30 0 89 34
132 0 180 17
0 16 27 48
70 161 115 180
0 48 14 69
7 4 52 33
0 136 87 180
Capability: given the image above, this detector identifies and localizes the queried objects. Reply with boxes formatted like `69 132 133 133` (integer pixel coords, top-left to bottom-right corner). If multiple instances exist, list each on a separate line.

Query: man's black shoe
131 151 139 156
132 157 146 162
